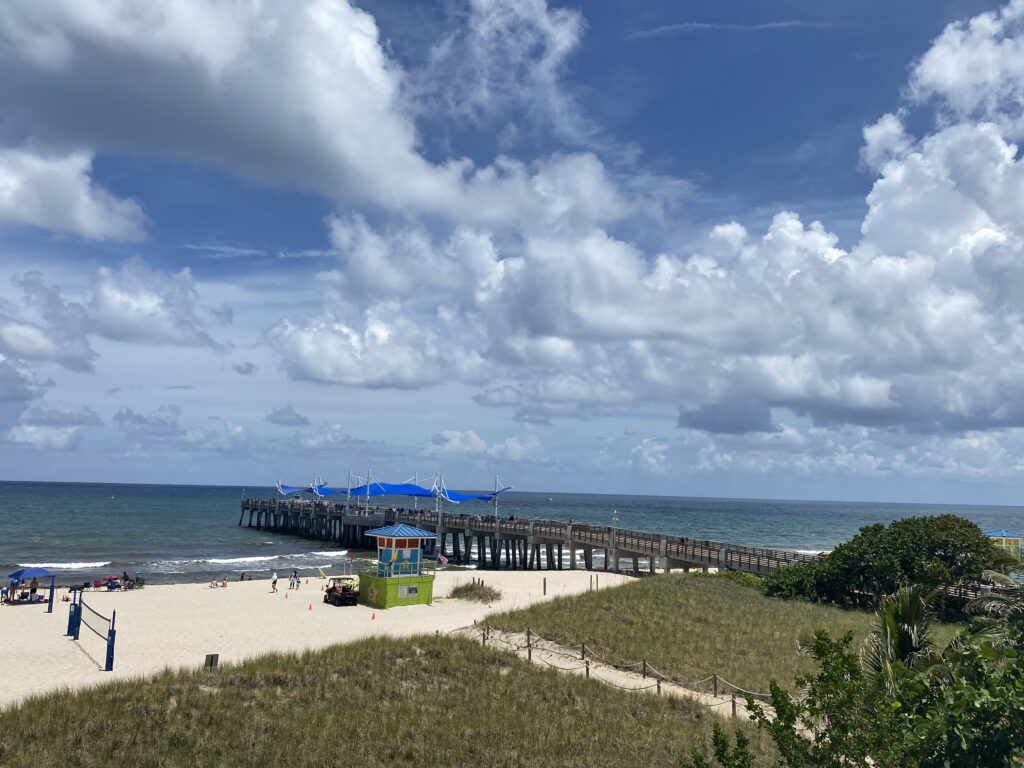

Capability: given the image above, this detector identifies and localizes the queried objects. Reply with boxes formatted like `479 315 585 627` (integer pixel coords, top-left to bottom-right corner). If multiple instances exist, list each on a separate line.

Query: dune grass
488 573 882 693
449 580 502 602
0 635 776 768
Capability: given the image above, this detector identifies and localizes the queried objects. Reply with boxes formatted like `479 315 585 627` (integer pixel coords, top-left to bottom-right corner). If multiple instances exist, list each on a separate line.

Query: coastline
1 568 633 709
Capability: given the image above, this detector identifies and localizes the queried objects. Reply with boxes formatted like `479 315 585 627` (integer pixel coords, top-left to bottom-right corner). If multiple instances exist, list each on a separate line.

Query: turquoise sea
2 481 1022 584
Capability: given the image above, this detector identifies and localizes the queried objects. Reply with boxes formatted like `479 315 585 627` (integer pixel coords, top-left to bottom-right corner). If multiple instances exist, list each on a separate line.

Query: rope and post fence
473 623 776 710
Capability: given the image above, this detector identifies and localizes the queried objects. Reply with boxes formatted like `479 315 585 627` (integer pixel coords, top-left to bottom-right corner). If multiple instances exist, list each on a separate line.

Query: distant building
985 529 1024 560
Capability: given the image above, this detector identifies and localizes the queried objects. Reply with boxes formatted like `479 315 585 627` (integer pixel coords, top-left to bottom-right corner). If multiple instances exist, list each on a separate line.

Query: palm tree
966 585 1024 619
861 584 939 695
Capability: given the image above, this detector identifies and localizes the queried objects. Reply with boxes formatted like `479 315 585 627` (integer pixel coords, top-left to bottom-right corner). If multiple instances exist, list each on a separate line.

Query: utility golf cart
323 575 359 607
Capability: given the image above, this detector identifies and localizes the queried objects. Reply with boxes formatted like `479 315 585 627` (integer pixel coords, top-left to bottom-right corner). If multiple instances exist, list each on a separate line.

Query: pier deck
239 498 819 575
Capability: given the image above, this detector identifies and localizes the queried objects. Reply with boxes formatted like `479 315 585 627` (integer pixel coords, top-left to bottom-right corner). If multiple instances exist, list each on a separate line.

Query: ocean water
1 481 1022 585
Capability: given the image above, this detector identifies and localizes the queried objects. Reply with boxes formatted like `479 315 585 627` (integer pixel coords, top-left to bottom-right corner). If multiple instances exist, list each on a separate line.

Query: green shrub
764 515 1003 609
449 580 501 603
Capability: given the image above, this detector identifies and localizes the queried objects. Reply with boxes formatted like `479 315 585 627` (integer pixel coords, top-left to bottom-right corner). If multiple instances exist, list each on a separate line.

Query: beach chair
82 581 91 592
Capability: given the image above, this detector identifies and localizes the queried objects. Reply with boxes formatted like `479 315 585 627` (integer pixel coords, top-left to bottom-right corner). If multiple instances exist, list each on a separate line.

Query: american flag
437 553 448 567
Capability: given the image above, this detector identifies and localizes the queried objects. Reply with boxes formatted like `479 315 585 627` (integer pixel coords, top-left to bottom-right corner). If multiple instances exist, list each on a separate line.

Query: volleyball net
66 592 117 672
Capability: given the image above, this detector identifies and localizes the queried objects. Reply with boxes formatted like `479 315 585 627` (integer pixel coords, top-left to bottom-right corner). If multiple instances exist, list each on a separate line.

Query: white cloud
909 0 1024 125
4 404 102 450
630 437 668 474
266 405 310 427
0 147 144 240
6 424 81 450
89 260 219 347
427 429 541 462
267 302 485 389
413 0 587 140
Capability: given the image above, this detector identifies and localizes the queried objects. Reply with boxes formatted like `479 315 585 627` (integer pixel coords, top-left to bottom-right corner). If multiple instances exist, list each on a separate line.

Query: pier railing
240 497 820 576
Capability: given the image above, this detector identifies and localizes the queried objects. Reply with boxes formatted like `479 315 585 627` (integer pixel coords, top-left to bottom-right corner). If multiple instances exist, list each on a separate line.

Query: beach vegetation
684 589 1024 768
764 515 1009 610
487 573 880 692
448 579 502 603
0 635 778 768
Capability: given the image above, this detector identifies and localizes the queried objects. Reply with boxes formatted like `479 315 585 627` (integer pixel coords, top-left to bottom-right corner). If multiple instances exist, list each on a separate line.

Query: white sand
0 569 631 709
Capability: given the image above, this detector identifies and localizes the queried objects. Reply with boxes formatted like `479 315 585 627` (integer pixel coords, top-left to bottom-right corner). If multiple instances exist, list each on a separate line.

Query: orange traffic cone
305 578 309 585
285 592 288 600
371 612 376 621
308 602 312 611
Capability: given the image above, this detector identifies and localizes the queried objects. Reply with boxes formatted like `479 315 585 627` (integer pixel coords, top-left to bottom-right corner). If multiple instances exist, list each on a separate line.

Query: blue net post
104 610 116 672
72 599 81 641
47 575 55 613
65 592 77 636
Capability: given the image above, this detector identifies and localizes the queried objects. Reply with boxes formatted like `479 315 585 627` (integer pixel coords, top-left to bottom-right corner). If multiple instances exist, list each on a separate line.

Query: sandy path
461 627 766 722
0 570 631 709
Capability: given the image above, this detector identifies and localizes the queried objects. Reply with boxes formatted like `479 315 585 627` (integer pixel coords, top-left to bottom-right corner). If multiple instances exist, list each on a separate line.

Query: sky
4 0 1024 503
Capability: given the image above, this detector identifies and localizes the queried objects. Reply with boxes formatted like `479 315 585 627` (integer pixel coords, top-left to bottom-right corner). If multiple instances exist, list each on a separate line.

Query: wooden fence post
543 577 547 596
731 694 737 718
657 678 661 695
713 674 719 697
585 659 590 679
581 642 586 660
642 659 647 678
527 627 532 662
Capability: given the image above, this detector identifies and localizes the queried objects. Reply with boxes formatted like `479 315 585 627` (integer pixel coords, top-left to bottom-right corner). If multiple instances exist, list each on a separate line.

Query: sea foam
18 561 110 569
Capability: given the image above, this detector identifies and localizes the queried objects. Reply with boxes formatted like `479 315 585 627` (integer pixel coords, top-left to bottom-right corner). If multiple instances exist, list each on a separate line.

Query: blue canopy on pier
436 486 511 503
365 524 437 539
314 485 347 496
277 481 322 495
275 476 509 503
347 482 435 498
986 529 1024 538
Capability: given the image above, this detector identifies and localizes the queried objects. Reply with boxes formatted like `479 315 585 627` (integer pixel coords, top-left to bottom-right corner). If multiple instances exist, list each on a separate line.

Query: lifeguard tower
360 524 437 609
985 529 1024 560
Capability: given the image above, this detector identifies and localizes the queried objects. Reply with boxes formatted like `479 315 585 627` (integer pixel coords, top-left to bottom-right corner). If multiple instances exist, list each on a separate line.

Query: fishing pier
239 498 818 575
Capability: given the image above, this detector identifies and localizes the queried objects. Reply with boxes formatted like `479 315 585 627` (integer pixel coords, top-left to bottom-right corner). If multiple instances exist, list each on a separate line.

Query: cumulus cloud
0 0 622 230
909 0 1024 125
89 260 219 347
427 429 541 462
232 361 256 376
0 147 145 239
113 405 185 442
267 303 485 389
266 405 310 427
6 404 102 450
630 437 668 474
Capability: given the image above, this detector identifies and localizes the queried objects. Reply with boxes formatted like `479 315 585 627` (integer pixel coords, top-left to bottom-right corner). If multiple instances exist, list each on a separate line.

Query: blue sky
4 0 1024 504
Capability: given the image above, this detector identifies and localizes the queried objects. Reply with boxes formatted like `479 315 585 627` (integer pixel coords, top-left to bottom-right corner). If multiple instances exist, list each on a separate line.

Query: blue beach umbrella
8 566 56 613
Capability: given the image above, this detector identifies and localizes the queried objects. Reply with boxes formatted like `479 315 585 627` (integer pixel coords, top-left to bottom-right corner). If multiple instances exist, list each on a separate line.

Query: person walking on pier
271 571 279 593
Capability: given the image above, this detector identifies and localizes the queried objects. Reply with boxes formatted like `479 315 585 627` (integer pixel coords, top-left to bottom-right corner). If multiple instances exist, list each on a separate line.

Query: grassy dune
449 580 502 602
488 573 880 693
0 635 775 768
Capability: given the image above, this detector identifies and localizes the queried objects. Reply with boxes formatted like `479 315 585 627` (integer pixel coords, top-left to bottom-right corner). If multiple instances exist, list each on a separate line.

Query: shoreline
1 568 634 709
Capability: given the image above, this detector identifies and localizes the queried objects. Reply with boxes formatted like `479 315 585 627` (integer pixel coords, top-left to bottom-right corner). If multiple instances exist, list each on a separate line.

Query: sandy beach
0 569 632 709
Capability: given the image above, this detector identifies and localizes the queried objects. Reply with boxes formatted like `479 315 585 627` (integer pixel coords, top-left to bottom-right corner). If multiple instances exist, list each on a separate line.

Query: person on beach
29 578 38 597
271 571 278 593
220 577 228 589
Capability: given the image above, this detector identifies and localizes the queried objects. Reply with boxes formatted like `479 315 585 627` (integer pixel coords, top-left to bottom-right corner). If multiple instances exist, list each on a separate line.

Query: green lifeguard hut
985 529 1024 560
359 524 437 609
